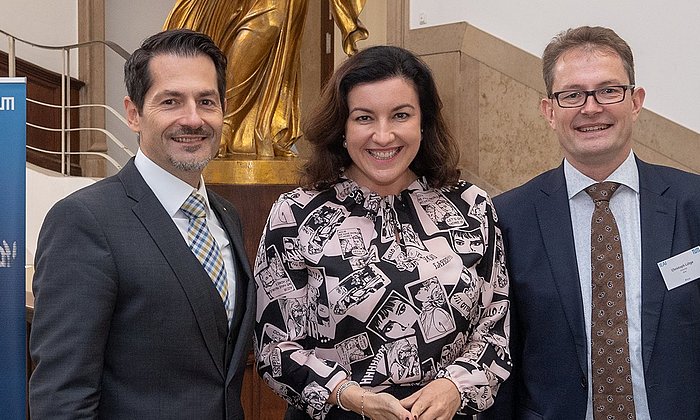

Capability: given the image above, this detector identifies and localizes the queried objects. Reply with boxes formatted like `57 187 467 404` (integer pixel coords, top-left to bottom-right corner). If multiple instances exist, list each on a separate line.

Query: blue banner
0 77 27 419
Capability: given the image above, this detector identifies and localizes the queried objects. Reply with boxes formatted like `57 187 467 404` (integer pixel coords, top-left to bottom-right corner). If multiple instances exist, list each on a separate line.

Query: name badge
657 246 700 290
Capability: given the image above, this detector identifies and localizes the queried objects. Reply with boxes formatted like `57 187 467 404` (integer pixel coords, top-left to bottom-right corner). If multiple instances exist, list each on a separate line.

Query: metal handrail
27 98 130 126
0 29 130 61
1 28 133 174
26 144 122 170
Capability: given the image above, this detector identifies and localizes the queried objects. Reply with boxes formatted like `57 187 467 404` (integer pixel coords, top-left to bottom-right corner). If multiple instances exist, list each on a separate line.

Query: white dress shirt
565 151 651 420
134 150 236 310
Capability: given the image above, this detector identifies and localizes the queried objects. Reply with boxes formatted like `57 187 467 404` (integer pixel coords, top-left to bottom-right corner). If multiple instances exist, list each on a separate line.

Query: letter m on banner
0 95 15 111
0 77 26 418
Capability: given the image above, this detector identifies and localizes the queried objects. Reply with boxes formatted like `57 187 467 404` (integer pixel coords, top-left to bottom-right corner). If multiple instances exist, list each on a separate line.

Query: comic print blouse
254 177 511 419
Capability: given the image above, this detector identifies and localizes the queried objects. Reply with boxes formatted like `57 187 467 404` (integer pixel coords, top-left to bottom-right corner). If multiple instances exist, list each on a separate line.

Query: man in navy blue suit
484 26 700 419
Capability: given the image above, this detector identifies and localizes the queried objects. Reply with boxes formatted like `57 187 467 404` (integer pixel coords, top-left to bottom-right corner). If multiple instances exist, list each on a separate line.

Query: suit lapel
208 192 255 383
637 159 675 372
209 195 248 329
535 166 588 375
118 161 225 377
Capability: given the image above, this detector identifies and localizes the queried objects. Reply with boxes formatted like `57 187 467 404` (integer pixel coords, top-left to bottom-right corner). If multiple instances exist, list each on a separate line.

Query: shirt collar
134 149 211 217
564 150 640 199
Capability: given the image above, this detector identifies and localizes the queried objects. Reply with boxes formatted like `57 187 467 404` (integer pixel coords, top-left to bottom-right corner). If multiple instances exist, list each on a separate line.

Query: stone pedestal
203 156 303 185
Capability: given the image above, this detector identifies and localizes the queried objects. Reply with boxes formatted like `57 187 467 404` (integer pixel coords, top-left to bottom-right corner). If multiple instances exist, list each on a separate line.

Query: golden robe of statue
164 0 368 158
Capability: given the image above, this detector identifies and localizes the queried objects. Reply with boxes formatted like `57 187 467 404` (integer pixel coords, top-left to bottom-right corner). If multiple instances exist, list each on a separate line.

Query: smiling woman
253 45 512 420
343 76 422 196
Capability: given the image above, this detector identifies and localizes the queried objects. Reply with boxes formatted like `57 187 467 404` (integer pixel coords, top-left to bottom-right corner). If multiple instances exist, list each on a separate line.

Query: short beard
169 155 212 172
165 126 217 173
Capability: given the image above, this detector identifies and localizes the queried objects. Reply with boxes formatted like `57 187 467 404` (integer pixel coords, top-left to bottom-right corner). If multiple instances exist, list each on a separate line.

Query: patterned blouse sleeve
436 190 511 413
253 194 348 419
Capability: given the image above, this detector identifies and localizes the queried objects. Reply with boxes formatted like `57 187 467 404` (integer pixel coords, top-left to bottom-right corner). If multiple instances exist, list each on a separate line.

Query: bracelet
335 380 359 411
360 389 367 419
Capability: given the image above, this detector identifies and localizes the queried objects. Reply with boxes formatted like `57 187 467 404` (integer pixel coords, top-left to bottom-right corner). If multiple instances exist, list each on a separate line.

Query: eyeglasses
549 85 635 108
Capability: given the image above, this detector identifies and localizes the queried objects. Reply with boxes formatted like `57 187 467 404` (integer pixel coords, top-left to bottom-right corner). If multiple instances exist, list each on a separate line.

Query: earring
343 140 348 148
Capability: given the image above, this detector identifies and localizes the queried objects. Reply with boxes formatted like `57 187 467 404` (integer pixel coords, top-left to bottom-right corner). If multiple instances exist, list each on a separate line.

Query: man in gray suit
29 29 254 419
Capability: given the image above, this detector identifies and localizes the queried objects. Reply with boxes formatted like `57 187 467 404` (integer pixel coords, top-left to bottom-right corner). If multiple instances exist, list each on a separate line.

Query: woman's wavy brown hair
300 45 460 190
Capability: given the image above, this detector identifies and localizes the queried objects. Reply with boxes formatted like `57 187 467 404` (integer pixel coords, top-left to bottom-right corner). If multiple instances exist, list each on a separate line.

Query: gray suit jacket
485 157 700 419
29 159 255 419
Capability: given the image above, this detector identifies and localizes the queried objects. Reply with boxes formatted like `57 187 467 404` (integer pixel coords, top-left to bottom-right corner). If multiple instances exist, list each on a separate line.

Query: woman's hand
340 385 414 420
400 378 461 420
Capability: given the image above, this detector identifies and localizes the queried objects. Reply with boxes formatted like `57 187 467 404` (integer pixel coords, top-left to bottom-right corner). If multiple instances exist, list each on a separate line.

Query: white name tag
657 246 700 290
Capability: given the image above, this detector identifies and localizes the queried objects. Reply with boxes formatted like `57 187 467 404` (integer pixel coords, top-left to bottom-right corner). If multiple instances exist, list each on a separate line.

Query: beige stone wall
387 1 699 196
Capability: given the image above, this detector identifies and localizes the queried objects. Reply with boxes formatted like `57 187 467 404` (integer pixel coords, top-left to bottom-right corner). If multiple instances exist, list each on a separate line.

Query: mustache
169 126 213 137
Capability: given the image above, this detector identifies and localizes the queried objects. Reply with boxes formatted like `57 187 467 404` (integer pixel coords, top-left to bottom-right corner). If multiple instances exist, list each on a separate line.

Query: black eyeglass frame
549 85 636 108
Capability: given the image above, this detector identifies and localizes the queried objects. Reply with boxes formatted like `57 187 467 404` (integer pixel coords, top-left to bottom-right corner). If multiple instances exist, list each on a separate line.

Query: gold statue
164 0 368 158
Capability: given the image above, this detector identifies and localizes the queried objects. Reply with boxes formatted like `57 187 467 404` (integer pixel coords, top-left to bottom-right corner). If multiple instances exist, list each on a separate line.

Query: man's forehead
145 54 219 95
552 47 627 85
556 46 622 66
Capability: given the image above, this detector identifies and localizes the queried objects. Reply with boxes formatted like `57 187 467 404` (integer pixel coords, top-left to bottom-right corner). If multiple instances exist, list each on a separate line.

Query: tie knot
585 181 620 203
181 192 207 220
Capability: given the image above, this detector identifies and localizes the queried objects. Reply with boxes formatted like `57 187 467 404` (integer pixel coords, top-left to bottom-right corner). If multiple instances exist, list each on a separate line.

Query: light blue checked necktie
180 192 232 323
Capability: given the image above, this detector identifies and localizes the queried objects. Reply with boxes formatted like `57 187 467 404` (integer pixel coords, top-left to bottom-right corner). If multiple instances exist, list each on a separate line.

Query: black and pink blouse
254 177 510 419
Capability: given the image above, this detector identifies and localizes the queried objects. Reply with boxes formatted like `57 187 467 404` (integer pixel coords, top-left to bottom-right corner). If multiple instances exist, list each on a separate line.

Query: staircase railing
0 28 134 175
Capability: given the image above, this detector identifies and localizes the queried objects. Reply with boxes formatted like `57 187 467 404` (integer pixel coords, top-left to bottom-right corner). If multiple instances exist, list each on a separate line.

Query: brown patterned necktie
586 182 635 420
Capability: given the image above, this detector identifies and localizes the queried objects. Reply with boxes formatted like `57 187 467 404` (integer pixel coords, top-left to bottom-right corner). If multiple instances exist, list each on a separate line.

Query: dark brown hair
300 45 460 190
542 26 635 95
124 29 227 113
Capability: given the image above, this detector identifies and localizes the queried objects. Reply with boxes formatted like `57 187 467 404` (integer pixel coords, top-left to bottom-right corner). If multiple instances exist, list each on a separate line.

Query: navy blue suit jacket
484 157 700 419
